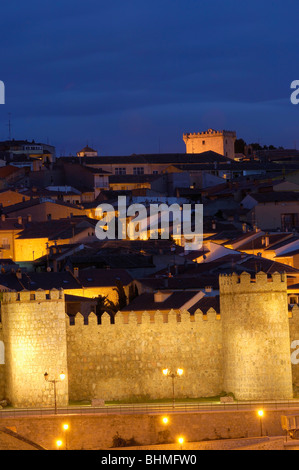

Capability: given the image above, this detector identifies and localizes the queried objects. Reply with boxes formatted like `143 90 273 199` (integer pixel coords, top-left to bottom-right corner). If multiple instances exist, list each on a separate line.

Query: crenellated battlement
183 129 236 139
66 308 221 327
219 271 287 294
0 272 295 405
2 288 64 303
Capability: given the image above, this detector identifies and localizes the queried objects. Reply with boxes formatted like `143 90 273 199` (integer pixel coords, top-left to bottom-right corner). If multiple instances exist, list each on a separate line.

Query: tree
95 294 117 324
234 138 246 154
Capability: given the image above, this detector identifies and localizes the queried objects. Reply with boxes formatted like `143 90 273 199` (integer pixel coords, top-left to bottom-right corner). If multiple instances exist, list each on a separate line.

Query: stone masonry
0 271 298 407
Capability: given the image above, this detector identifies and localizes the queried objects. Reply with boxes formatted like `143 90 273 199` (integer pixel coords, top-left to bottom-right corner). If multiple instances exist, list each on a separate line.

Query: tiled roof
188 295 220 315
247 191 299 203
275 248 299 257
15 217 96 239
143 252 299 283
264 235 299 251
0 268 132 291
0 165 22 178
78 146 97 153
70 251 154 269
138 275 220 291
236 233 293 251
58 150 232 166
2 197 85 215
121 290 199 312
78 268 132 287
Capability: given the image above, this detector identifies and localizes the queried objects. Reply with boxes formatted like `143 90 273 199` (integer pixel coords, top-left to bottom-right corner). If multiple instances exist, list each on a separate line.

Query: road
1 400 299 418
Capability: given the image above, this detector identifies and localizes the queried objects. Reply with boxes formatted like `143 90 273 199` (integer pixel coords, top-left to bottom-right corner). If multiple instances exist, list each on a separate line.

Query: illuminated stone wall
288 304 299 390
66 308 223 402
0 271 297 406
220 271 293 400
1 289 68 408
0 327 4 399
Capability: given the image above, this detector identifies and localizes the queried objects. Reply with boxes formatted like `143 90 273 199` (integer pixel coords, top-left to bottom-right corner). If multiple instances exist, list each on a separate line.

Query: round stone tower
219 271 293 400
1 288 69 408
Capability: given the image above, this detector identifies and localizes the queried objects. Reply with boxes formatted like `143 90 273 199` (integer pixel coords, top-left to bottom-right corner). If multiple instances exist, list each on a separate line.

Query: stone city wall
0 271 299 407
0 409 291 450
66 308 223 402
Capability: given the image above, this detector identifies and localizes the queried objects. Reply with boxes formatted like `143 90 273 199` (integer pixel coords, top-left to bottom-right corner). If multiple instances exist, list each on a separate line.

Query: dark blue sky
0 0 298 156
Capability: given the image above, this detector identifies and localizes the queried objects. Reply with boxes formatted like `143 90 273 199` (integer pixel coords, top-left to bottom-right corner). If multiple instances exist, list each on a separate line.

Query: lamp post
257 409 264 436
162 368 184 408
63 423 69 450
56 439 62 450
44 372 66 414
178 436 184 450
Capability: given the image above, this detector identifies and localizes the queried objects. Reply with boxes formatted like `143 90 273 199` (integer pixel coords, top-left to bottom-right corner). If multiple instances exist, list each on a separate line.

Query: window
133 167 144 175
281 213 299 231
115 168 126 175
153 170 158 175
202 140 205 145
1 238 9 250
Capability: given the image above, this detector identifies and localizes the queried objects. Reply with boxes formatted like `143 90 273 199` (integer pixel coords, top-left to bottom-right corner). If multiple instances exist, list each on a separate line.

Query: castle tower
219 271 293 400
1 289 69 408
183 128 236 159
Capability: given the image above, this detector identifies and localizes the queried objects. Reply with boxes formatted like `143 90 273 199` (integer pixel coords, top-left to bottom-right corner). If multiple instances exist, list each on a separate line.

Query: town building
183 129 236 159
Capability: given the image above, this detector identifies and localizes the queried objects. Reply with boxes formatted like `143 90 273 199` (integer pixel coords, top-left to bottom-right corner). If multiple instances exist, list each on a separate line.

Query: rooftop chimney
16 269 22 279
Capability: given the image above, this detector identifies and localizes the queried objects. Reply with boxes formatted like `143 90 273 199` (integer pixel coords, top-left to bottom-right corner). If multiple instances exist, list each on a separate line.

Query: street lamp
62 423 69 450
178 436 184 450
257 409 264 436
44 372 66 414
162 368 184 408
56 439 62 450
